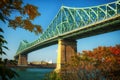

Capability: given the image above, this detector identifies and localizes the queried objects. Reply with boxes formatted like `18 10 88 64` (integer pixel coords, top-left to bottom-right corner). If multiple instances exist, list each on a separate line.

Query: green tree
0 0 42 80
0 28 8 55
0 28 19 80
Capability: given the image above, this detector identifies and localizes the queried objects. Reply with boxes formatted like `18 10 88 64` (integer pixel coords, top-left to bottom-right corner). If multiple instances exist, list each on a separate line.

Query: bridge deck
15 1 120 58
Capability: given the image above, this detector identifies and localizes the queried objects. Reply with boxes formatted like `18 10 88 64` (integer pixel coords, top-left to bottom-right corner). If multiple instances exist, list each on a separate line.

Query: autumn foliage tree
54 45 120 80
0 0 42 80
74 45 120 80
0 0 42 34
109 45 120 64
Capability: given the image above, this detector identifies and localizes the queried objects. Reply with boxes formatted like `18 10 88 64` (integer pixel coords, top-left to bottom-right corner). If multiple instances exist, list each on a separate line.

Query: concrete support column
56 39 77 71
18 54 28 66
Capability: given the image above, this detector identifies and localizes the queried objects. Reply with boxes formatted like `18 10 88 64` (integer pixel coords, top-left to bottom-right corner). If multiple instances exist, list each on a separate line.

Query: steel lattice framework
15 1 120 57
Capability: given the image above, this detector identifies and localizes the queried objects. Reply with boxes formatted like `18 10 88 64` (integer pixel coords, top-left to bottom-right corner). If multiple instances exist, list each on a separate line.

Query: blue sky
1 0 120 63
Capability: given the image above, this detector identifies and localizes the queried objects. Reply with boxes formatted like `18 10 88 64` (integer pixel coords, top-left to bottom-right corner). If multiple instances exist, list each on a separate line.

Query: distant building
48 60 53 64
29 60 53 65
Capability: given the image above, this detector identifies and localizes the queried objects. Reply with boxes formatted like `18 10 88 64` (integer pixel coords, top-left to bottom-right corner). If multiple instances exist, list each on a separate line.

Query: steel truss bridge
15 0 120 59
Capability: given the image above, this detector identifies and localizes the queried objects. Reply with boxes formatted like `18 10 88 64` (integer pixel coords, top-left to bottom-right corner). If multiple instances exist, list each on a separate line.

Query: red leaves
82 45 120 64
68 45 120 79
109 45 120 56
109 45 120 64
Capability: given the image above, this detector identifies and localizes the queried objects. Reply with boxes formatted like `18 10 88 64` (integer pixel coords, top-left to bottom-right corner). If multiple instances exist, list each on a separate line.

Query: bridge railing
16 0 120 56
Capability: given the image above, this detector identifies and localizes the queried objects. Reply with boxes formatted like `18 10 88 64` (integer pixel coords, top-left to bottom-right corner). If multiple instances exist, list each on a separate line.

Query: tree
0 0 42 34
0 28 19 80
0 0 42 80
78 45 120 80
0 28 8 55
48 45 120 80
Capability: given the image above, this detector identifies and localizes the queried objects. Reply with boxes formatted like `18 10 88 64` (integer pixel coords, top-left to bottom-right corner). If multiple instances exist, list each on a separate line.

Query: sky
1 0 120 63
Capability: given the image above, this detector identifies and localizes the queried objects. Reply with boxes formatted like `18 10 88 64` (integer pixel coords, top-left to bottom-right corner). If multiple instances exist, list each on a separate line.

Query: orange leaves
35 25 42 34
15 17 22 24
80 45 120 72
109 45 120 56
0 0 11 16
9 21 16 29
13 1 22 9
82 46 117 63
67 45 120 79
23 20 42 34
83 50 93 58
0 0 22 16
105 56 114 63
0 0 42 35
109 45 120 64
9 16 22 29
24 4 40 20
36 25 42 32
9 17 42 34
24 20 33 30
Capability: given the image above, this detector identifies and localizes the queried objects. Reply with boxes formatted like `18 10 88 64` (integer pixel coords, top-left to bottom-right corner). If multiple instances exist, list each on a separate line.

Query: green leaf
0 38 8 44
2 46 9 50
0 35 4 38
3 39 8 44
0 28 4 33
0 13 5 23
2 51 6 55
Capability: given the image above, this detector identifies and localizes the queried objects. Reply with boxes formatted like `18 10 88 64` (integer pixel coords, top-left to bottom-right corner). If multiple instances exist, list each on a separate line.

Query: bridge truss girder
15 1 120 58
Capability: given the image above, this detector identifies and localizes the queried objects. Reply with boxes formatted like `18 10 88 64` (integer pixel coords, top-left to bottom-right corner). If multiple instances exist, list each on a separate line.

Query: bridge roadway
14 14 120 59
14 1 120 70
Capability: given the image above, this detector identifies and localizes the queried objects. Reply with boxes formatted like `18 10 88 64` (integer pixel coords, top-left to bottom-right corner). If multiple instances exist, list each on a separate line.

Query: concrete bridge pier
18 54 28 66
55 39 77 72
